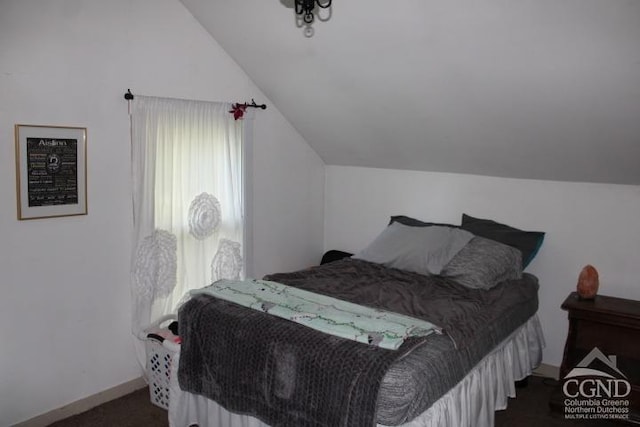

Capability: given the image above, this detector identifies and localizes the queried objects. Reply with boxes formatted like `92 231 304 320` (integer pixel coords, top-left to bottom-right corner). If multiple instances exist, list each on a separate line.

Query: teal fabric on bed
191 278 441 350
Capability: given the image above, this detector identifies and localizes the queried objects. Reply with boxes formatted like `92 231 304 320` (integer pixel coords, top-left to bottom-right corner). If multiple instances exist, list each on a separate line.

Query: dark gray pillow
389 215 458 228
461 214 545 268
353 222 474 276
440 236 523 289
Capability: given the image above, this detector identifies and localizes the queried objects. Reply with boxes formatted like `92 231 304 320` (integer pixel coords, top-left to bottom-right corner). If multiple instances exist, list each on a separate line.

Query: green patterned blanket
190 278 441 350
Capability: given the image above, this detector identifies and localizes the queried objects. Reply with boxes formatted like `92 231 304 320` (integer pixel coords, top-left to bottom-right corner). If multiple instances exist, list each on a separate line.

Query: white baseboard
533 363 560 380
12 377 147 427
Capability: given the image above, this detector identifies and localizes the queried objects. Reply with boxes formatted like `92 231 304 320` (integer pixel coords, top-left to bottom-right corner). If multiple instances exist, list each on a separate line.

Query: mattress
177 258 539 426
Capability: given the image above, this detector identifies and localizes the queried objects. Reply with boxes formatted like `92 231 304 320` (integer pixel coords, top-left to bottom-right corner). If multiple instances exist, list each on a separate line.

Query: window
129 95 249 351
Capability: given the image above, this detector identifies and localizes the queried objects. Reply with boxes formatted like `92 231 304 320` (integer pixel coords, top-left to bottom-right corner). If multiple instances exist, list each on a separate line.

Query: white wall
325 165 640 367
0 1 324 425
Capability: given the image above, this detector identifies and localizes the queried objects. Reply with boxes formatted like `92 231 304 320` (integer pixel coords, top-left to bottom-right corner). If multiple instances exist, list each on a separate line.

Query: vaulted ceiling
181 0 640 185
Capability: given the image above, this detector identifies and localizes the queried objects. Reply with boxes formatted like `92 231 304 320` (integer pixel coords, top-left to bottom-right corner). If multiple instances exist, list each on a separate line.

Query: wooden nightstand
550 292 640 423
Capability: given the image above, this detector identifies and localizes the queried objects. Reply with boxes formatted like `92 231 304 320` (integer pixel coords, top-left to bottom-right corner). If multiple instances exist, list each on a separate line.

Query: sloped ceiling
181 0 640 184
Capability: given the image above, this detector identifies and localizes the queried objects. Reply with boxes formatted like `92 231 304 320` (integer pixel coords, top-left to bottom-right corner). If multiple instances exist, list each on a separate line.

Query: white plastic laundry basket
140 314 180 410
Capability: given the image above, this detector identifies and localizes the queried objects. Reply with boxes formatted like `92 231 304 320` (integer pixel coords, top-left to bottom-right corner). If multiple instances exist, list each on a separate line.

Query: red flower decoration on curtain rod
229 103 247 120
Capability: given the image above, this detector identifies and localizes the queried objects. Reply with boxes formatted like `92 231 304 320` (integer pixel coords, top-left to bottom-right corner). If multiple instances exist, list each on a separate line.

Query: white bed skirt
169 314 545 427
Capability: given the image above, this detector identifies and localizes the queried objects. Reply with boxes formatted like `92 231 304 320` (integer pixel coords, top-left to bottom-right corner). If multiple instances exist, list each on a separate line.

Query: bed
168 214 546 427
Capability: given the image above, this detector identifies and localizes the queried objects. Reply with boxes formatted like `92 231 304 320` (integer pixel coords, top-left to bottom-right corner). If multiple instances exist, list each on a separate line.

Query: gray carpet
49 376 620 426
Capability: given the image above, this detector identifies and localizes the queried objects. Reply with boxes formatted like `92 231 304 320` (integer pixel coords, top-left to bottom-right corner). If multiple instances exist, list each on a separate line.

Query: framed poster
15 124 87 220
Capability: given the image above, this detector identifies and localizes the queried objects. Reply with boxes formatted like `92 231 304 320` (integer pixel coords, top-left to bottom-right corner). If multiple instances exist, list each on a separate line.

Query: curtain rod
123 89 267 110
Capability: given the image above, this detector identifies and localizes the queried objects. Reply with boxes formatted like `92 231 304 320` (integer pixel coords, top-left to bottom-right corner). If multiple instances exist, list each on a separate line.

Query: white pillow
353 222 474 276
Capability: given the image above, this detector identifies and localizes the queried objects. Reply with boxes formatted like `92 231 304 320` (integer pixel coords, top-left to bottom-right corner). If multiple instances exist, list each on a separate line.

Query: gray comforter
178 258 539 426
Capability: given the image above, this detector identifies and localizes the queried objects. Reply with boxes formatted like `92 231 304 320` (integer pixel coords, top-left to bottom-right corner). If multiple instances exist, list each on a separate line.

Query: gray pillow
353 222 474 276
440 236 523 289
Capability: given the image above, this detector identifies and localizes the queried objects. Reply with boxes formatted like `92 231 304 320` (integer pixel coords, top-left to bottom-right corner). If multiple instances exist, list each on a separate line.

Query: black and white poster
26 137 79 207
15 125 87 220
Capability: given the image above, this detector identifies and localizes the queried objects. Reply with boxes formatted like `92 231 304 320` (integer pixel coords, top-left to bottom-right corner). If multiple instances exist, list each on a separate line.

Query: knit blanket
178 293 429 427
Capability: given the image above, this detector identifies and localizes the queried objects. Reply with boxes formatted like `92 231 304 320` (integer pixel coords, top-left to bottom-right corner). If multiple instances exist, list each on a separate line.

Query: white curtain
130 95 246 367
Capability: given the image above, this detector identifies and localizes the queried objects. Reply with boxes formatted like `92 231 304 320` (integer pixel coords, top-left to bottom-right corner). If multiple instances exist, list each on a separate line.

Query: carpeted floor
49 375 621 427
494 376 619 427
47 388 168 427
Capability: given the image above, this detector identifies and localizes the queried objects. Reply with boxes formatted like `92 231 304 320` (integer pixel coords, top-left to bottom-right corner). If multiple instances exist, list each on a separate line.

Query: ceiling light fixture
295 0 332 24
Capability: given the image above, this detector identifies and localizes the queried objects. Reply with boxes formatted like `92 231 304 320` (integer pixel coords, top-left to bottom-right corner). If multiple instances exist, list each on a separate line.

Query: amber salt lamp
577 265 599 299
